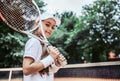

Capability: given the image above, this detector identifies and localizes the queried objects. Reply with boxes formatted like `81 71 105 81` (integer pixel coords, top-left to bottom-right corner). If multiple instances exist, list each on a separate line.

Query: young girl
23 13 67 81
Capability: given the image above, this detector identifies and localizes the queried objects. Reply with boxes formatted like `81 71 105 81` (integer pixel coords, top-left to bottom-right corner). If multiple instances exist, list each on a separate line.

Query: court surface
1 77 120 81
55 78 120 81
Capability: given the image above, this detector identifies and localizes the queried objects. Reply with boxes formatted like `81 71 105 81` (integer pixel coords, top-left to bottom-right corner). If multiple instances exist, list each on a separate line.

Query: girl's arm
23 57 44 75
23 46 59 76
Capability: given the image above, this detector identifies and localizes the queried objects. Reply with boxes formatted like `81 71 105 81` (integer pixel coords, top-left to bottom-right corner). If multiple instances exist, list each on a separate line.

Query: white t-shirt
23 37 60 81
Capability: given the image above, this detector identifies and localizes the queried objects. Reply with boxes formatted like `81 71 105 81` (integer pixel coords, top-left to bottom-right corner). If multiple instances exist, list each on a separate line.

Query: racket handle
57 55 67 66
46 44 67 66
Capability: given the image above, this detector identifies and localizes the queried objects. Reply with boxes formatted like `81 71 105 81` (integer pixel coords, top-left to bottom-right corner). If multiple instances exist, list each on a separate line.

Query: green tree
0 21 27 67
50 0 120 63
49 12 83 64
80 0 120 62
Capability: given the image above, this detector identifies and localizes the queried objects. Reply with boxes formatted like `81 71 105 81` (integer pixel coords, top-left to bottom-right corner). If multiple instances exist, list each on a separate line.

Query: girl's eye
46 23 50 27
52 27 55 30
45 23 56 30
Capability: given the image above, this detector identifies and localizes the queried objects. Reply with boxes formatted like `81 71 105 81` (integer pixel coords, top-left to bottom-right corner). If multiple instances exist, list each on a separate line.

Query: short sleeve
24 37 42 60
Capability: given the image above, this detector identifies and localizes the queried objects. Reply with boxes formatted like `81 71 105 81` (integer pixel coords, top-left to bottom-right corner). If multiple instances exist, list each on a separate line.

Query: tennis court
55 78 120 81
0 62 120 81
1 77 120 81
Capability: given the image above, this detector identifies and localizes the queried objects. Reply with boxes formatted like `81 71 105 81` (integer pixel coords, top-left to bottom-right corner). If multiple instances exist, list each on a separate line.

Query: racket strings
0 2 26 31
0 0 39 31
0 0 49 44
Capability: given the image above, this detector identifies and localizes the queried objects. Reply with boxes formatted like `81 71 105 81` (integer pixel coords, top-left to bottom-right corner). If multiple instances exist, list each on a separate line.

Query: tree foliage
0 21 27 67
81 0 120 62
49 0 120 63
66 0 120 63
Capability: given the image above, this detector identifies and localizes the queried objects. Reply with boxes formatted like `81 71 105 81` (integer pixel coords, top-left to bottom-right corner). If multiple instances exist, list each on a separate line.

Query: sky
42 0 96 16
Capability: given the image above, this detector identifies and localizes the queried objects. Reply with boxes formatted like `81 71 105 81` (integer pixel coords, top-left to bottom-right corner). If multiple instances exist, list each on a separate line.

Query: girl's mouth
45 31 51 36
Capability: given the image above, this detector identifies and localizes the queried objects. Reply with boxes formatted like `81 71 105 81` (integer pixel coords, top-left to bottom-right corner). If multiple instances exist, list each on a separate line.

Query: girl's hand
56 54 67 67
48 46 60 60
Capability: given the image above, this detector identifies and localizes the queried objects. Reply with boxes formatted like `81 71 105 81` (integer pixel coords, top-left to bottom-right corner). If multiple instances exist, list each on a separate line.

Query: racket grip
46 44 67 66
57 55 67 66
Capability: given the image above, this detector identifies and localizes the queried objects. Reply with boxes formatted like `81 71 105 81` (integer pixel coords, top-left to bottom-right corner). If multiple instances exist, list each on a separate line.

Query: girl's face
38 18 56 38
43 18 56 38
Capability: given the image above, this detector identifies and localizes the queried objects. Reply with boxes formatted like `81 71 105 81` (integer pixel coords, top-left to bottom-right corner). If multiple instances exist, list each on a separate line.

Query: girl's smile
42 18 56 38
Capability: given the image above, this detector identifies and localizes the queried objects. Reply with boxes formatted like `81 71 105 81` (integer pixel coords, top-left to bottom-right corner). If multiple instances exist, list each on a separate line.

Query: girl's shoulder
26 37 42 46
29 37 40 42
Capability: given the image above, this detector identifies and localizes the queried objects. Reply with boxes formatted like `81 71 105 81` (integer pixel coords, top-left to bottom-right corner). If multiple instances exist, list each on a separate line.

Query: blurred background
0 0 120 81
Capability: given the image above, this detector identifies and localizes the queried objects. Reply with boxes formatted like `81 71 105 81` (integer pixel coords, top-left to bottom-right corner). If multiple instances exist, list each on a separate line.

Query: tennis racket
0 0 47 42
0 0 67 66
